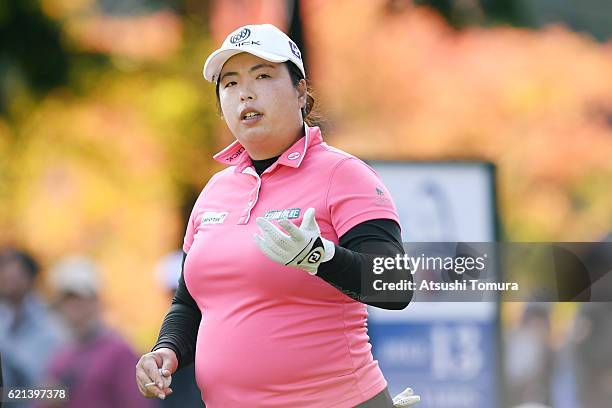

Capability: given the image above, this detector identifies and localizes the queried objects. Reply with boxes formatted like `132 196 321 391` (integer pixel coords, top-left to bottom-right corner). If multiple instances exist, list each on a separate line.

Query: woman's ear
297 79 307 109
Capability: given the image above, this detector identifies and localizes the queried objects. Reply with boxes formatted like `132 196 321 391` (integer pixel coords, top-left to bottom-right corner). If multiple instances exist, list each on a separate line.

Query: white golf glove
393 387 420 407
253 207 335 275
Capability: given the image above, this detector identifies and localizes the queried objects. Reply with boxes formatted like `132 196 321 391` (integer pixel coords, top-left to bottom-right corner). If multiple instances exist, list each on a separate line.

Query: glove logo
307 250 321 263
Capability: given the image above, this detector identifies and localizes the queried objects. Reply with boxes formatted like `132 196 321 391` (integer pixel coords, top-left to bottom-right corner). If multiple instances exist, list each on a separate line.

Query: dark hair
0 248 40 279
215 61 318 126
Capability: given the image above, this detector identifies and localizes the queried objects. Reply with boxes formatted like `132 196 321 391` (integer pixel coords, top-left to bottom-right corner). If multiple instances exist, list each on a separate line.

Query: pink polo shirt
183 125 400 407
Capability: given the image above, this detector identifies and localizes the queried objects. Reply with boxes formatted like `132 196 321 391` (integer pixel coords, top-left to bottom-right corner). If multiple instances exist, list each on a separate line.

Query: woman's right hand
135 347 178 400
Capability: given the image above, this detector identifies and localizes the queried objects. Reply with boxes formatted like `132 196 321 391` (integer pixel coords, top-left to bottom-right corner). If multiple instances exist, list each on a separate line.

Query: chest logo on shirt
200 211 229 225
264 208 301 220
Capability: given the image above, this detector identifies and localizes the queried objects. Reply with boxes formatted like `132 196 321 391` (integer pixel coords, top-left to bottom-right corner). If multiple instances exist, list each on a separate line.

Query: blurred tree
409 0 525 28
479 0 524 25
520 0 612 41
97 0 168 16
288 0 308 73
302 0 612 241
408 0 612 40
0 0 69 113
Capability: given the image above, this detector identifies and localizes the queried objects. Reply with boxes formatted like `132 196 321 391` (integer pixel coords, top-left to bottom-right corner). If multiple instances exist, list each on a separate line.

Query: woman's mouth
241 110 263 125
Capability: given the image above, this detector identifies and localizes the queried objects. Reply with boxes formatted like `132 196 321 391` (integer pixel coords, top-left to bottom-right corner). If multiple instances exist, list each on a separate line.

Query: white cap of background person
50 256 101 298
203 23 306 83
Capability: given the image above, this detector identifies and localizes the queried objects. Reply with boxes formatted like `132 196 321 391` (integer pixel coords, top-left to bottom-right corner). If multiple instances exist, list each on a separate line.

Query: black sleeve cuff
316 219 413 310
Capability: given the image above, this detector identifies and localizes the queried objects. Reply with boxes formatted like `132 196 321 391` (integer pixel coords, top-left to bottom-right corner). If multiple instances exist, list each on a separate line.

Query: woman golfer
136 24 419 407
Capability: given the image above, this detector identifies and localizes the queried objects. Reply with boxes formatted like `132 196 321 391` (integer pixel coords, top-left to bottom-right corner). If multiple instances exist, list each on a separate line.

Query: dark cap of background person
0 248 41 305
0 248 40 279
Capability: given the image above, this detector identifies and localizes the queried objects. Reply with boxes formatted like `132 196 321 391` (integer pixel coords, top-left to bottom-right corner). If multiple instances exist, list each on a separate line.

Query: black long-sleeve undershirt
317 220 412 310
152 218 412 368
153 253 199 369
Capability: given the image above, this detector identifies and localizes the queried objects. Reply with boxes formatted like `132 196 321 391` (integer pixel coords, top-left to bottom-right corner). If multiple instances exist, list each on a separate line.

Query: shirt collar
213 124 323 173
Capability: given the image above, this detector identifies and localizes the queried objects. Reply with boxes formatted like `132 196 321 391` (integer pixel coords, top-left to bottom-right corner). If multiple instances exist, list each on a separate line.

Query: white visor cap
203 24 305 83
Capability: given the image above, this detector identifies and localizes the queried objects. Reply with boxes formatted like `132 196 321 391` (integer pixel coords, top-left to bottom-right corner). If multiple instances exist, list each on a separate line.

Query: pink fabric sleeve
183 208 197 254
326 158 401 238
183 198 199 253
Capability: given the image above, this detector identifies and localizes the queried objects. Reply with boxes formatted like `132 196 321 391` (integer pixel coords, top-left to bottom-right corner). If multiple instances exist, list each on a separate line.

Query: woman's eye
257 74 270 79
224 81 236 88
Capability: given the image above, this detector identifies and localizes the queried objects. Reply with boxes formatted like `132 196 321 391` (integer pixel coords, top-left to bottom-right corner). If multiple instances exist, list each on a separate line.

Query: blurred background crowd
1 0 611 407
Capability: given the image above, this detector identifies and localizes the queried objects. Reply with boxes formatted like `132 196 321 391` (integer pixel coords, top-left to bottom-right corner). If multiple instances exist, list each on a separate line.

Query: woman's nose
240 93 254 102
239 87 256 102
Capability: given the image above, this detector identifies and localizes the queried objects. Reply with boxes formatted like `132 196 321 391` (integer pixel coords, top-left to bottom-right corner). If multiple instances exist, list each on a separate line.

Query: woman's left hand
392 387 420 407
253 208 335 275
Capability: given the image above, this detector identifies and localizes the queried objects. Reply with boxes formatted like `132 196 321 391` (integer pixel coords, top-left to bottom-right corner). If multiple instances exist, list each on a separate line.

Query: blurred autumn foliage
303 0 612 241
1 0 611 348
0 0 221 348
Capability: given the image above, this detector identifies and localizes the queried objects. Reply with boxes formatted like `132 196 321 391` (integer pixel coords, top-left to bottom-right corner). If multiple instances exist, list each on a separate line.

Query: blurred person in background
0 249 66 398
550 235 612 408
570 303 612 408
136 23 418 407
568 235 612 408
154 250 205 408
504 303 553 407
37 256 153 408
